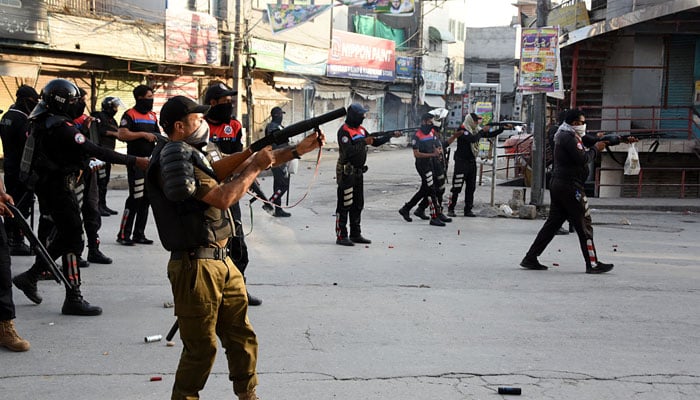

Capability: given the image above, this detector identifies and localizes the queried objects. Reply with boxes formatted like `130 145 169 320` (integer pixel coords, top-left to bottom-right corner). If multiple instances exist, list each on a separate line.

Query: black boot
244 278 262 306
12 271 42 304
88 247 113 264
413 208 430 220
336 237 354 246
350 235 372 244
274 207 291 217
586 261 614 274
62 288 102 316
398 206 413 222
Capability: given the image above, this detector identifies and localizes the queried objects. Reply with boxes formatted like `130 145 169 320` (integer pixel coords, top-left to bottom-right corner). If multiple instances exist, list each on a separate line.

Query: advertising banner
339 0 415 15
250 38 285 72
267 4 332 34
0 0 49 43
395 56 414 79
165 9 219 65
284 43 327 76
518 27 559 92
327 30 395 82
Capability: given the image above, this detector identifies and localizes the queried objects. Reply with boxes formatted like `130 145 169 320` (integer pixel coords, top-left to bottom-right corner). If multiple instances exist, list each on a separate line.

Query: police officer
398 113 449 227
520 109 636 274
92 96 125 216
202 82 262 306
11 79 149 315
335 103 397 246
262 106 292 217
147 95 324 400
73 88 112 265
116 84 158 246
445 112 492 218
0 179 30 351
0 85 39 256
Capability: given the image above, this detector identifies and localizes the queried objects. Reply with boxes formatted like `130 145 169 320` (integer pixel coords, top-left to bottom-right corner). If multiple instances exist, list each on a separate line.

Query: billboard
327 30 395 82
518 27 559 92
165 8 219 65
0 0 48 43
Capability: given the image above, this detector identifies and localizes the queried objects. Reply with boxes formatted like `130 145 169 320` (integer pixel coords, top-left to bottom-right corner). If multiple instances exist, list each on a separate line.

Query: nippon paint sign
327 30 395 82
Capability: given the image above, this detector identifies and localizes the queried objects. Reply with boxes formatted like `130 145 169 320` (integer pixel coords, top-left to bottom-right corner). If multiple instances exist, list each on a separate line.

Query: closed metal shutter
660 36 696 138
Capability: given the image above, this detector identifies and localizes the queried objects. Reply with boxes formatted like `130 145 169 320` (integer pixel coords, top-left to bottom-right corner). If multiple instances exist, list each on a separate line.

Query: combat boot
438 213 453 223
12 271 42 304
244 278 262 306
336 237 354 246
237 388 260 400
0 320 30 352
586 261 614 274
413 208 430 220
398 206 412 222
62 288 102 316
88 247 113 264
429 218 446 227
274 207 291 217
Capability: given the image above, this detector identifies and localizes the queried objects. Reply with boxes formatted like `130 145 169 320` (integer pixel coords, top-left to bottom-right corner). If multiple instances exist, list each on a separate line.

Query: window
487 63 499 69
486 72 500 84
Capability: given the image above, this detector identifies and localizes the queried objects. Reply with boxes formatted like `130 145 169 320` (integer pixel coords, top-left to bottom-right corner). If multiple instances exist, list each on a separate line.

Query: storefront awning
251 80 291 105
387 91 412 104
428 26 456 44
274 76 307 90
424 95 445 108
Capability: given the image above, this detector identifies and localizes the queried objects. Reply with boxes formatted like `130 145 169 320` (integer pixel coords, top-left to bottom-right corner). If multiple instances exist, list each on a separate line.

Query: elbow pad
160 141 197 202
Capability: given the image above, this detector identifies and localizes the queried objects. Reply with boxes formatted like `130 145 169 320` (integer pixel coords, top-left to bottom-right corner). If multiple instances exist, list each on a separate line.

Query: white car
496 121 528 141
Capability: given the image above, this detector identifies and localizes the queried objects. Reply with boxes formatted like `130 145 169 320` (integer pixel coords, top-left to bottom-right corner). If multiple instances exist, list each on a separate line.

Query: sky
464 0 519 28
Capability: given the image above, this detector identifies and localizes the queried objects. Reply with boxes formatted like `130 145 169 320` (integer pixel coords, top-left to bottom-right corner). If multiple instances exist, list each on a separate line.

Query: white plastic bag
287 158 299 175
624 143 640 175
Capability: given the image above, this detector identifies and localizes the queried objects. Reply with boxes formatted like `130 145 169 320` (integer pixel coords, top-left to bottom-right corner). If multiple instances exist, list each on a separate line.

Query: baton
7 203 73 289
165 319 179 341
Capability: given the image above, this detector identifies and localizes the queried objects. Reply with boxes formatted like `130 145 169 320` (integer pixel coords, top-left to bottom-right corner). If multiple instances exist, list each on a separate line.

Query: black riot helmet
41 79 80 116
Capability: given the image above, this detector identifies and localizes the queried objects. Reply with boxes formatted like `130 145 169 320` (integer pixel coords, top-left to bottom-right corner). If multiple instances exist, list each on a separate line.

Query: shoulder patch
74 133 86 144
576 142 584 150
224 125 232 134
341 135 350 144
120 118 128 126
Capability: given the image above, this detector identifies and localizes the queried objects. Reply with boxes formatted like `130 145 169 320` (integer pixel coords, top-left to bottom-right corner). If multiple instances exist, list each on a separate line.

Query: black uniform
447 119 483 216
335 123 391 241
0 105 35 251
401 126 443 219
92 109 119 212
0 219 14 321
523 123 602 270
13 110 138 314
264 120 290 215
117 108 158 243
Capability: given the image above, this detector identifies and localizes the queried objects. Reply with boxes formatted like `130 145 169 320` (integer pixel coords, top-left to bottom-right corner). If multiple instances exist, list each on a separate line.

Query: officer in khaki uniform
147 96 324 400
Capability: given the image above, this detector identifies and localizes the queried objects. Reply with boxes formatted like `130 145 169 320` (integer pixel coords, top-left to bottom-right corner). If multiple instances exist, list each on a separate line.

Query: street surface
2 145 699 399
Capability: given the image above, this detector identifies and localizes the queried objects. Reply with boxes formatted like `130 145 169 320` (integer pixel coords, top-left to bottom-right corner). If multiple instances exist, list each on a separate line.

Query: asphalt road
3 146 699 399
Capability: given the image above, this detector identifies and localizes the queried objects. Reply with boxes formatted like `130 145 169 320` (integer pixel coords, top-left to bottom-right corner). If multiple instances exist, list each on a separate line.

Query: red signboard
327 30 395 82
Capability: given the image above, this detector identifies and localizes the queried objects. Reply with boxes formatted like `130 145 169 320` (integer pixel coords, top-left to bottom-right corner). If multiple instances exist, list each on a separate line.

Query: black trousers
405 160 441 217
448 158 477 213
81 169 102 248
118 165 150 240
335 172 365 238
228 202 249 275
269 164 290 207
97 162 112 209
525 178 598 268
28 175 85 286
0 220 15 320
418 161 446 212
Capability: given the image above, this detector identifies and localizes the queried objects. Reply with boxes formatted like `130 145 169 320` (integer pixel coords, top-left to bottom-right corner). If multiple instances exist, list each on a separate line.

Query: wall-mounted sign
327 30 395 82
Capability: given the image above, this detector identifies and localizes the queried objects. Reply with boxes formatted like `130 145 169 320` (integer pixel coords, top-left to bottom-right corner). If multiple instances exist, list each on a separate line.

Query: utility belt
170 247 228 261
338 163 368 176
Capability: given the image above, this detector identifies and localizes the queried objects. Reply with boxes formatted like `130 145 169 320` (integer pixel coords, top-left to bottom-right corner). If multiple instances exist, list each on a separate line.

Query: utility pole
411 0 424 125
530 0 551 206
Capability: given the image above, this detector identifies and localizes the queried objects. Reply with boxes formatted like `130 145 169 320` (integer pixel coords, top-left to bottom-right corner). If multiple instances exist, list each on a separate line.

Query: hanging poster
267 4 332 34
518 27 559 92
338 0 414 14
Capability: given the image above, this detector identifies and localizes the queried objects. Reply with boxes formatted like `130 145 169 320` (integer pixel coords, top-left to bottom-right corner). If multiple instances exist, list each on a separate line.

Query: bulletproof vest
146 141 235 251
19 115 67 190
337 123 369 167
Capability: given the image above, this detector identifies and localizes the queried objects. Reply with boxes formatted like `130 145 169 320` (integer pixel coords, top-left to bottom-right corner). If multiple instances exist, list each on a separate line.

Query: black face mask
271 115 283 124
134 98 154 113
345 114 365 128
207 103 233 122
68 101 86 119
18 98 38 114
420 123 434 134
105 107 118 118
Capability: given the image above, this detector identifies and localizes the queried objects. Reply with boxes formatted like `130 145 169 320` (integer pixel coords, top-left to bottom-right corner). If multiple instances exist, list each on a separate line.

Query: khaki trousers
168 255 258 399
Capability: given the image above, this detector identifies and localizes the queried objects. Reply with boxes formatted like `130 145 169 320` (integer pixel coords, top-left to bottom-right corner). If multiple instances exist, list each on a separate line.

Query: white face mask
572 124 586 136
185 120 209 145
